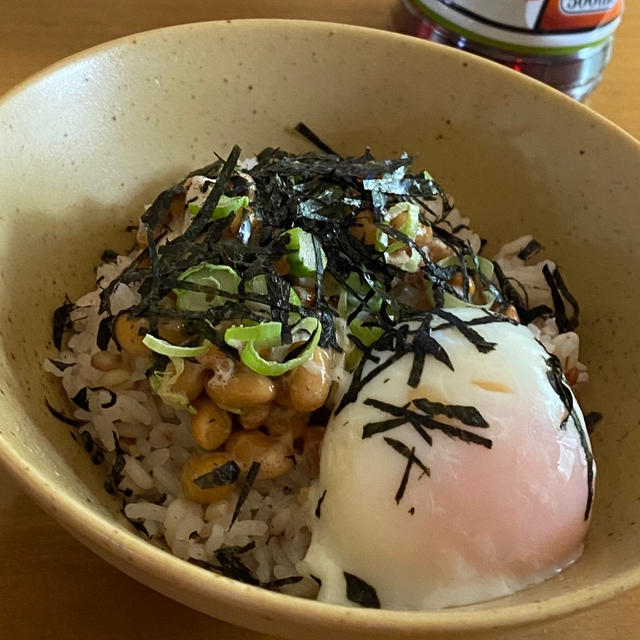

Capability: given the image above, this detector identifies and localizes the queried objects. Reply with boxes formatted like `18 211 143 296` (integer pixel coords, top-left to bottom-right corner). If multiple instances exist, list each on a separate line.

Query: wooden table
1 2 638 638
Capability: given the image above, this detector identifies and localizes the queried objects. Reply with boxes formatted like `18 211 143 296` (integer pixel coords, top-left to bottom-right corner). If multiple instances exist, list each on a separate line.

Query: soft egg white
303 307 594 610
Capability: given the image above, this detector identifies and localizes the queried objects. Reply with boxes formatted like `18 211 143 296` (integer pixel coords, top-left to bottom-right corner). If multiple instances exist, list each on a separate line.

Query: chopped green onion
345 317 385 371
349 317 384 347
142 333 212 358
285 227 327 277
386 246 422 273
440 255 495 309
149 357 196 414
224 317 322 376
338 272 382 318
224 321 283 351
376 202 420 254
244 275 301 313
188 194 249 219
174 263 241 311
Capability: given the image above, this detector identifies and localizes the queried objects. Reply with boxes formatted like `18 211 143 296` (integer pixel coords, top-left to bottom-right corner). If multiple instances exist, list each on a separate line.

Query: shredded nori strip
360 395 491 502
79 430 94 453
553 265 580 329
432 308 496 354
96 317 112 350
294 122 338 155
545 355 594 519
229 461 261 530
71 386 117 411
545 355 575 431
517 238 542 261
362 417 408 439
412 398 489 429
396 445 414 504
315 489 327 518
383 437 431 478
264 576 304 588
140 182 185 229
47 358 74 372
382 438 430 504
110 452 126 489
52 298 74 350
194 460 241 489
542 264 579 333
189 542 302 590
364 398 492 448
101 249 119 263
45 398 82 427
112 454 126 476
492 261 554 325
344 572 381 608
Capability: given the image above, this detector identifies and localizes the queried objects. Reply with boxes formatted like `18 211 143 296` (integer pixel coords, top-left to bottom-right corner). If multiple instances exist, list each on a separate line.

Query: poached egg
303 307 594 610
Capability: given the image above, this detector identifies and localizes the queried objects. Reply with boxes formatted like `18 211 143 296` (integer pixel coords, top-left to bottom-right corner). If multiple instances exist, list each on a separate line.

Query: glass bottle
390 0 624 102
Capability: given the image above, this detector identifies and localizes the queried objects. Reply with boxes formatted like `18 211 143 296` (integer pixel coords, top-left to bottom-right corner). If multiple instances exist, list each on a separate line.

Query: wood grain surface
1 2 639 638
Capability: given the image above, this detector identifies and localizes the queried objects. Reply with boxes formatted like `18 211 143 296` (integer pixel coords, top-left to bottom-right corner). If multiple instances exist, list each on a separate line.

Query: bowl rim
1 17 640 635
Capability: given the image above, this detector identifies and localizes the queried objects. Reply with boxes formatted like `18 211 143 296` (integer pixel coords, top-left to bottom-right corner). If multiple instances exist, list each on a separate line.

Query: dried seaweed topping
431 308 496 354
542 264 579 333
360 396 491 506
412 397 488 429
294 122 337 155
81 140 584 419
208 542 261 586
229 461 261 530
517 238 542 261
96 317 113 350
52 297 74 350
140 183 185 229
194 460 241 489
45 398 82 427
363 398 492 449
71 386 117 411
189 541 302 590
315 489 327 518
47 358 74 372
337 310 498 414
545 355 594 519
383 437 430 504
344 572 381 608
545 355 575 432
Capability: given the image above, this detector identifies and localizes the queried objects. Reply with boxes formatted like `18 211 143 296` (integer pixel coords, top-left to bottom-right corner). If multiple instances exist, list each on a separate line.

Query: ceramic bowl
1 19 639 640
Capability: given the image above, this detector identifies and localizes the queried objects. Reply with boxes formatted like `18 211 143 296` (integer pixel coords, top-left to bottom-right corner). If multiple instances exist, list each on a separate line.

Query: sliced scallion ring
188 194 249 219
142 334 212 358
349 316 384 347
174 262 241 311
148 357 196 414
224 321 283 351
375 201 420 254
244 275 301 317
285 227 327 277
224 317 322 376
440 255 495 309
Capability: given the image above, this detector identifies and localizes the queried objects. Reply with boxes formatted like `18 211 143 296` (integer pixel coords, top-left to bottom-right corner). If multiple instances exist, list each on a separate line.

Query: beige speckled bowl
1 19 639 639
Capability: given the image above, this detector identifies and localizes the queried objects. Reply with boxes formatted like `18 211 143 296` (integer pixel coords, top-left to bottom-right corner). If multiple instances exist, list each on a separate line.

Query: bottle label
411 0 623 52
542 1 621 31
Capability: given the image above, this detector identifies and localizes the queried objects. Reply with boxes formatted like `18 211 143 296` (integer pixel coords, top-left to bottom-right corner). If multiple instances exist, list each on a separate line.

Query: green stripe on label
407 0 611 56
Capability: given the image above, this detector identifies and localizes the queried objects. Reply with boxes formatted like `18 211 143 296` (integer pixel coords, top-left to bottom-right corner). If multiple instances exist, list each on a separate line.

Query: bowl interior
1 19 640 639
